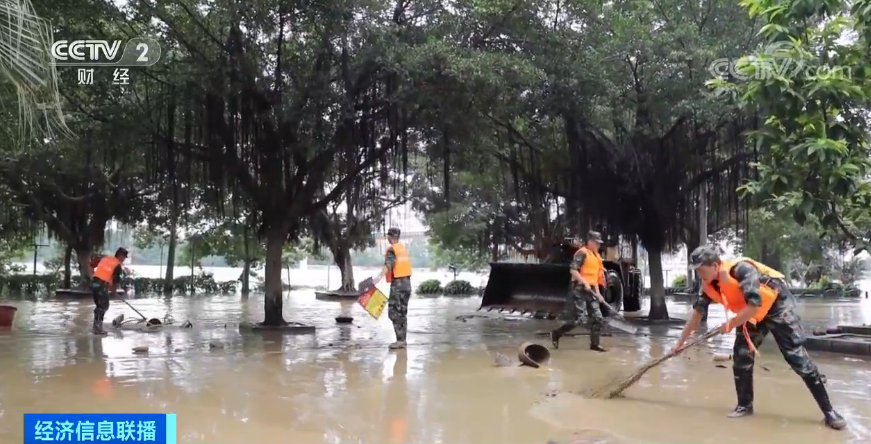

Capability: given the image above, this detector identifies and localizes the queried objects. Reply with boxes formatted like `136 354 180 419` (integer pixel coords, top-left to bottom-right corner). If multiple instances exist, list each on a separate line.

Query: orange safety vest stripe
385 243 412 283
94 256 121 284
701 258 782 324
577 247 605 287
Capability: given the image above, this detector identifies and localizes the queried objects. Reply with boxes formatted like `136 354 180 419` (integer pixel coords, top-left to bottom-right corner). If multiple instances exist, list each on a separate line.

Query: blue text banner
23 413 176 444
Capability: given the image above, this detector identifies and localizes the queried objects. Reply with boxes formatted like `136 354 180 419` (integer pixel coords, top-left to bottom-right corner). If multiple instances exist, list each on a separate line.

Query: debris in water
546 430 623 444
209 341 224 349
181 321 192 328
456 314 502 322
132 345 148 353
494 352 513 367
712 353 731 362
112 314 124 327
715 364 727 368
518 342 551 368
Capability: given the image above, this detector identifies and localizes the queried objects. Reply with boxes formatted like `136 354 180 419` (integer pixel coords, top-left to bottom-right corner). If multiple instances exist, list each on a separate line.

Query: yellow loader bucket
479 263 571 315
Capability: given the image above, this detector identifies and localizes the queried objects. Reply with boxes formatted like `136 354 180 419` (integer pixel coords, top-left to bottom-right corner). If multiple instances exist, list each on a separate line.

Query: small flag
359 285 388 320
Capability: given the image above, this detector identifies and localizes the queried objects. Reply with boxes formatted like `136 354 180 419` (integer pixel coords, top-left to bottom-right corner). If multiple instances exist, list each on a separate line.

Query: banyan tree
309 185 404 293
556 110 755 319
139 0 432 325
0 148 155 282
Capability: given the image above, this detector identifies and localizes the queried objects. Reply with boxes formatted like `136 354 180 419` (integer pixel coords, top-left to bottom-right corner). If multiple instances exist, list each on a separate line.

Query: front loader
479 239 642 318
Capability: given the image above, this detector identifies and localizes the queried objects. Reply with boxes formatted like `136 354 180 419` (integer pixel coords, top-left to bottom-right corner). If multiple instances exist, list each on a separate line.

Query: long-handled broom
589 329 721 399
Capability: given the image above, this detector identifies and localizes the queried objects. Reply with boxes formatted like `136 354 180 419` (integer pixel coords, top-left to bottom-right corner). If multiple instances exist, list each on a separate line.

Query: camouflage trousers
733 290 819 379
388 279 412 342
552 286 605 347
91 281 111 330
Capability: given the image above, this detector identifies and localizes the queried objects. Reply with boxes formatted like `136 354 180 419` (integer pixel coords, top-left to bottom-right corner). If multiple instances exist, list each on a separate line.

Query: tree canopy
2 0 868 322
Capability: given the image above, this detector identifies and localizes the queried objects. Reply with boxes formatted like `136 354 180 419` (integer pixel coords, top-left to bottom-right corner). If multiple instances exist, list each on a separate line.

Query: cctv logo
50 40 122 65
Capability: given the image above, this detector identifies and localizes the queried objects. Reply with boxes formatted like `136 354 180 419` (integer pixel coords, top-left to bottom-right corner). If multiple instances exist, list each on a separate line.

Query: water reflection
0 291 869 443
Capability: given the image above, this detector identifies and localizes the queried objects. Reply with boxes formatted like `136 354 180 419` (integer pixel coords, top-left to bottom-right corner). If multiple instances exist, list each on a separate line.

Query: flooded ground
1 292 870 443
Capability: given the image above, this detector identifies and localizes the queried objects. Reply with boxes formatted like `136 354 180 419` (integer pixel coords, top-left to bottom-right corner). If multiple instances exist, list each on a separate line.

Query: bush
671 274 687 288
821 281 862 298
416 279 442 294
443 280 475 295
0 273 239 296
0 274 57 295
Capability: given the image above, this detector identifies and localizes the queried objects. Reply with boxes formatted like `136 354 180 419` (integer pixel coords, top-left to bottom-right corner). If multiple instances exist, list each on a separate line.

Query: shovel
120 297 148 321
598 300 637 334
115 286 147 321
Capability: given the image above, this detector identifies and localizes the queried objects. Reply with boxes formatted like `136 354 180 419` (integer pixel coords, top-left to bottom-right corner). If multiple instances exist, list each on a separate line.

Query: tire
602 271 623 316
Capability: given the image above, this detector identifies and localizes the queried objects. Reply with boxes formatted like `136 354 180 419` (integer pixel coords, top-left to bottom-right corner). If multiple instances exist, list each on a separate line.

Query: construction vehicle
479 238 643 318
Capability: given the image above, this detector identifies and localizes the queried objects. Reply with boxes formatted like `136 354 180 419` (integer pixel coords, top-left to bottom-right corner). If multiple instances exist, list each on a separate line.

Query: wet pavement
1 292 870 443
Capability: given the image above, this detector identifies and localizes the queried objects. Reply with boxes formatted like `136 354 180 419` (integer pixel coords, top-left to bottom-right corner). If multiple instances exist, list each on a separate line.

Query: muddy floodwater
1 292 870 443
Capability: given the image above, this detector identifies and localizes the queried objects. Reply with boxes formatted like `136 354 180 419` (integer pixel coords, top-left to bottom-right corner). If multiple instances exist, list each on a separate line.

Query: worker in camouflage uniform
550 231 607 352
674 245 846 430
90 247 128 335
375 227 412 350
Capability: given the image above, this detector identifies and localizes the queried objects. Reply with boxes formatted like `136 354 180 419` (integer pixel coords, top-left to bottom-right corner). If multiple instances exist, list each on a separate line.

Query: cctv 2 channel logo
50 37 162 67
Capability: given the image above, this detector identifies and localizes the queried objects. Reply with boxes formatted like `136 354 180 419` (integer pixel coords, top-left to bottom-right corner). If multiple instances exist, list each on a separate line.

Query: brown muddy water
1 293 869 443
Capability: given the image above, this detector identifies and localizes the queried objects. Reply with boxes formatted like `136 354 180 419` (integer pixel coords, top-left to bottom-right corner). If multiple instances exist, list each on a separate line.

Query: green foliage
0 232 30 275
0 272 237 296
671 275 688 288
283 239 322 267
738 208 827 282
443 280 476 296
416 279 442 295
711 0 871 249
0 274 58 295
427 236 490 271
130 274 237 295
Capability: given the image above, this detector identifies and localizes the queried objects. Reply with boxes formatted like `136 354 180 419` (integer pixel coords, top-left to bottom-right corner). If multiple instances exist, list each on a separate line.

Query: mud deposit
0 293 869 443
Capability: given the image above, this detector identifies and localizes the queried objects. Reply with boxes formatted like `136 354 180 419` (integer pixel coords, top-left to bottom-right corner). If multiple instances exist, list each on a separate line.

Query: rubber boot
92 309 107 336
550 331 561 349
803 375 847 430
589 330 606 352
389 320 406 349
551 324 572 349
727 368 754 418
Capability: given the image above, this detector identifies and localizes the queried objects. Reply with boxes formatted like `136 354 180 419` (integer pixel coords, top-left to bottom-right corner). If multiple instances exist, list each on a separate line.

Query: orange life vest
94 256 121 284
702 258 785 355
577 247 606 287
385 242 412 283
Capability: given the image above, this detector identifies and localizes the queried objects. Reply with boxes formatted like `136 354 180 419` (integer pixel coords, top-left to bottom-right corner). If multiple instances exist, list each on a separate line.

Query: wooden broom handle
674 328 721 355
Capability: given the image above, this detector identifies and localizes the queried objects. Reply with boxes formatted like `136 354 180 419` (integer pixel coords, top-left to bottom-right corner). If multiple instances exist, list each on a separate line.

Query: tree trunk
63 245 73 288
332 244 355 291
261 225 288 326
760 238 782 273
241 259 251 295
163 205 179 296
75 247 93 286
647 245 669 320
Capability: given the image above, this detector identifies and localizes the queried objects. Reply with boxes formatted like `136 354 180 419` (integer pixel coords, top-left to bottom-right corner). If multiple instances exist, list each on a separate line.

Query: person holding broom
373 227 412 350
91 247 128 336
550 231 607 352
673 245 846 430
